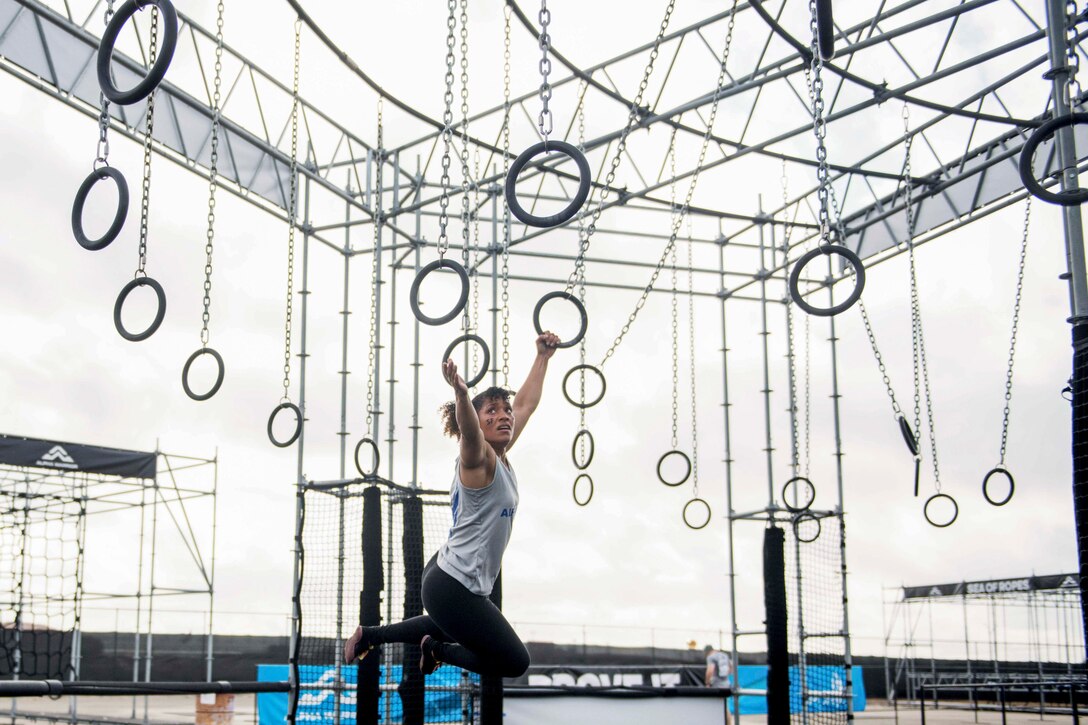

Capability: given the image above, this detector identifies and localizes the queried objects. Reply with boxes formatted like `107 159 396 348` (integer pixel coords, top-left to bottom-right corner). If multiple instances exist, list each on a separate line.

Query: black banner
0 434 156 479
512 665 704 688
903 573 1079 599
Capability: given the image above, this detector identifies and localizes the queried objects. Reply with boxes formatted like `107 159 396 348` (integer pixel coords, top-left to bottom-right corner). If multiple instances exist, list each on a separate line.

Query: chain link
281 18 302 401
563 0 679 295
459 0 473 341
686 216 700 497
135 5 159 277
366 98 383 436
500 5 512 386
576 81 588 435
598 1 738 367
94 0 116 167
998 199 1032 465
537 0 552 139
669 139 679 449
807 0 832 244
437 0 456 258
1068 0 1083 103
199 0 224 347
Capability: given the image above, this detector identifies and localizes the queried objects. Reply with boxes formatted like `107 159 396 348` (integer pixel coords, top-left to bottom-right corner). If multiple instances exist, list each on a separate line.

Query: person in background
704 644 733 723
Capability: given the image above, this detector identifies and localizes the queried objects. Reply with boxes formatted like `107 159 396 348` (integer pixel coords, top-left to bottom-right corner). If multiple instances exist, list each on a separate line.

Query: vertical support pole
411 157 423 490
206 453 219 682
962 593 975 709
481 574 504 724
400 497 424 725
333 172 352 725
387 151 401 482
756 203 776 506
718 235 740 724
1045 0 1088 663
358 486 384 725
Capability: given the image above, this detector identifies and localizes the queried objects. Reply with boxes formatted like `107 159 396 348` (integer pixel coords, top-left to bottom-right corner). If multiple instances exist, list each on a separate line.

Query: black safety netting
294 482 478 725
784 511 850 723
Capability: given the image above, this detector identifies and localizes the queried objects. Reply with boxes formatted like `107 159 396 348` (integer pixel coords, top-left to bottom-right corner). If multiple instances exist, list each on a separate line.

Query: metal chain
1068 0 1083 104
563 0 679 295
94 0 116 167
500 5 512 387
998 198 1032 465
281 18 301 402
459 0 473 338
804 311 811 475
856 299 905 418
807 0 832 245
366 98 383 436
437 0 456 259
199 0 224 347
669 140 680 449
537 0 552 140
598 1 738 367
576 81 588 435
686 215 700 497
135 6 159 277
783 163 802 475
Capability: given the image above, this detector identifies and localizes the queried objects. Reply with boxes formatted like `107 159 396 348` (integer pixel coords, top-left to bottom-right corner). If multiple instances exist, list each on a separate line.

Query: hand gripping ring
982 467 1015 507
441 334 491 389
923 492 958 528
788 245 866 317
683 498 711 530
533 291 588 348
781 476 815 513
354 438 380 477
268 402 303 448
114 276 166 341
72 166 128 250
1018 113 1088 206
562 364 606 408
657 450 691 487
572 429 595 470
410 258 470 325
505 140 591 228
897 414 919 457
181 347 225 401
792 511 822 543
573 474 594 507
97 0 179 105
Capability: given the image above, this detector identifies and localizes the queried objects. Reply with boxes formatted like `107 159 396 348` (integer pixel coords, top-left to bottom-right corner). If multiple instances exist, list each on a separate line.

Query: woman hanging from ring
343 330 562 677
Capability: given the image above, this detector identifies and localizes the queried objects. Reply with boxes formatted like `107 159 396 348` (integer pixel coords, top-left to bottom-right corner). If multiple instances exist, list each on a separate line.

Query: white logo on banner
1061 576 1078 588
929 587 943 596
36 445 77 470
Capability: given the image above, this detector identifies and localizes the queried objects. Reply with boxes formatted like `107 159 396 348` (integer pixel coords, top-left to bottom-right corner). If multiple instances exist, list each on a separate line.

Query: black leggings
366 554 529 678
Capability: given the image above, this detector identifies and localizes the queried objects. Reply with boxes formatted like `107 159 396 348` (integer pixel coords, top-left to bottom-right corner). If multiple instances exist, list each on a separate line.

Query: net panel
785 511 849 722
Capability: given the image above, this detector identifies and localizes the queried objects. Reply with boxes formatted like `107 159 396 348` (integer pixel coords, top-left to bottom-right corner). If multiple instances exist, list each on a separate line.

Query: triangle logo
36 445 78 470
1061 576 1077 588
929 587 943 596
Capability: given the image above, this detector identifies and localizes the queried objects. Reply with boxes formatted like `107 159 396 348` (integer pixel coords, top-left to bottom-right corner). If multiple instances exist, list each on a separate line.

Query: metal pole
387 150 401 483
963 593 975 710
411 157 423 490
756 204 776 508
718 235 740 724
206 451 219 682
333 171 352 725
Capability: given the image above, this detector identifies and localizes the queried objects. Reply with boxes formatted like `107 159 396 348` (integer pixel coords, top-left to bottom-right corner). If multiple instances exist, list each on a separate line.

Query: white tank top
436 457 519 596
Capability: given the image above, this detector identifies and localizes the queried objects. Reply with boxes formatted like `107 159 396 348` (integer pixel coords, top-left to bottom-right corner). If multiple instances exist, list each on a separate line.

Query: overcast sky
0 0 1082 663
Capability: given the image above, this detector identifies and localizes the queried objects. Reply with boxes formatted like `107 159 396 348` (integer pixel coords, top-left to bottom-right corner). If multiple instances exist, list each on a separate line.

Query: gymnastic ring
441 334 490 389
268 402 303 448
114 275 166 341
571 429 594 471
97 0 179 105
354 437 380 477
1018 113 1088 206
573 473 594 506
897 414 919 457
781 476 815 513
72 166 128 250
788 245 865 317
533 291 588 348
657 450 691 487
923 492 958 528
181 347 224 401
562 364 606 408
792 511 822 543
982 466 1015 507
505 140 591 228
683 498 711 530
815 0 835 60
409 258 469 326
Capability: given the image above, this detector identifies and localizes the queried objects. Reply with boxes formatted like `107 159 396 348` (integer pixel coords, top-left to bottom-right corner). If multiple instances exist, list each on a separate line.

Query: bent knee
501 646 530 678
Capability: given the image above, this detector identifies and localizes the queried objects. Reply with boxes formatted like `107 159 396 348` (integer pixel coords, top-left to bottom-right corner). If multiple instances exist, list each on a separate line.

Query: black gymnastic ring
788 245 866 317
815 0 835 60
793 511 822 543
573 473 594 506
268 402 303 448
409 258 470 326
657 450 691 487
181 347 224 401
354 437 380 477
562 364 606 408
571 429 595 471
533 291 588 348
781 476 815 513
683 498 712 530
982 466 1015 507
114 276 166 341
505 140 591 228
441 334 490 389
923 492 958 528
897 414 919 457
97 0 179 105
72 166 128 250
1018 113 1088 206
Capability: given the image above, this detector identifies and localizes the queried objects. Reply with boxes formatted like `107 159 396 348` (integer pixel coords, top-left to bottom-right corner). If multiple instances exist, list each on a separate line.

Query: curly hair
439 386 516 438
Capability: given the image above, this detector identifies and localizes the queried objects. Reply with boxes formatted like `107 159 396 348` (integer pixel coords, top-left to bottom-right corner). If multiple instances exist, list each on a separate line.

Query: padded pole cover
1071 324 1088 658
400 496 425 725
357 486 383 725
480 572 504 725
763 525 790 722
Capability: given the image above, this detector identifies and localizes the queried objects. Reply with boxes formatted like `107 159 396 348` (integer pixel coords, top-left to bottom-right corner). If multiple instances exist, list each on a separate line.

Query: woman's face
477 396 515 448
